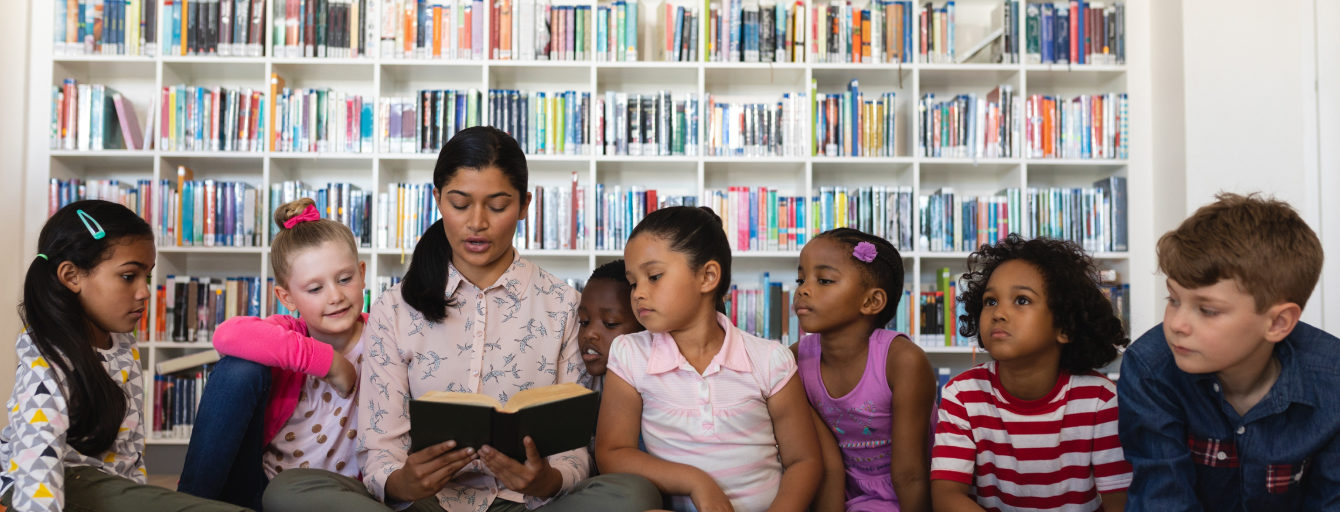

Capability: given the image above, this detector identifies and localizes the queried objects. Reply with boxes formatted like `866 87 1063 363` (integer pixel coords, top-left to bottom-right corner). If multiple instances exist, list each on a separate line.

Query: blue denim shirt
1118 321 1340 511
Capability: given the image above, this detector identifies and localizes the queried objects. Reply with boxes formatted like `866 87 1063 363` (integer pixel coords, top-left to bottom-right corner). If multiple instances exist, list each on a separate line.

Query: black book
187 0 199 54
408 383 599 461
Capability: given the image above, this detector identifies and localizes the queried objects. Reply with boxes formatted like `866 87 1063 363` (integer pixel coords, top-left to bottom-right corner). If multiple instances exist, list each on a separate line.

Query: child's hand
324 355 357 398
479 436 563 498
689 476 735 512
385 440 478 503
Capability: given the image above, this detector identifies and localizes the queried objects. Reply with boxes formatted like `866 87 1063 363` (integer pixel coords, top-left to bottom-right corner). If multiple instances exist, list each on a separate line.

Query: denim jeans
178 356 272 510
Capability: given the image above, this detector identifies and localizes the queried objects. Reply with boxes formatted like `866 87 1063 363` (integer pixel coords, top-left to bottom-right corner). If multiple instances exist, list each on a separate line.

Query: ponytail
401 219 457 323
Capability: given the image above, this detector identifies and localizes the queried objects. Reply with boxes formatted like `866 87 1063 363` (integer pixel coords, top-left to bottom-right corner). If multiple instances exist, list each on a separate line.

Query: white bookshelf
26 0 1149 458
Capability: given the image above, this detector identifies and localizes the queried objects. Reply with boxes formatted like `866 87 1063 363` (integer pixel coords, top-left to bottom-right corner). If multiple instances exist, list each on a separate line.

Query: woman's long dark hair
403 126 529 323
20 200 153 456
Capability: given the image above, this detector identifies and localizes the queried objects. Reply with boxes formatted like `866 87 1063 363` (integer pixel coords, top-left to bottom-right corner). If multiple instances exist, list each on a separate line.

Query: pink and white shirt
607 312 797 512
263 338 364 479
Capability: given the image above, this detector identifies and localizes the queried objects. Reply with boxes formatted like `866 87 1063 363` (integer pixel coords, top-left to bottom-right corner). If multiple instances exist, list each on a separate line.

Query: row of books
812 80 897 157
917 177 1127 254
518 179 587 250
270 181 374 246
811 0 915 64
48 178 151 219
703 187 807 252
725 275 801 342
490 90 592 156
707 0 804 63
596 91 701 157
380 0 478 59
272 85 376 153
378 182 439 250
1025 1 1124 66
487 0 601 61
917 85 1019 159
159 85 267 153
163 0 268 56
151 370 210 439
1025 93 1128 160
381 90 484 154
273 0 374 58
813 185 915 250
50 81 147 151
592 185 697 250
157 275 265 342
154 176 266 247
705 92 808 157
660 3 701 62
55 0 160 56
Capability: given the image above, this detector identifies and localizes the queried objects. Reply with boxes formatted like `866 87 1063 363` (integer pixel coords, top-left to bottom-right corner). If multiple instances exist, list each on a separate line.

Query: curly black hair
590 259 628 283
957 234 1129 374
814 228 905 327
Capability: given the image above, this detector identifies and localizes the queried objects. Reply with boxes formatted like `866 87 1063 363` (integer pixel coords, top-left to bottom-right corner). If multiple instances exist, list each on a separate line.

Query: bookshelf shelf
50 150 156 158
145 341 216 349
160 56 268 65
269 152 375 161
923 346 980 354
157 151 265 160
1026 159 1129 167
270 57 375 66
147 438 191 446
158 247 266 254
53 55 156 63
1024 64 1127 73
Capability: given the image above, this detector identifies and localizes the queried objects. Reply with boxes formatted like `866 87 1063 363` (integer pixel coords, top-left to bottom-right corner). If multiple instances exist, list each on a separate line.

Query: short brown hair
1157 192 1323 311
271 198 359 288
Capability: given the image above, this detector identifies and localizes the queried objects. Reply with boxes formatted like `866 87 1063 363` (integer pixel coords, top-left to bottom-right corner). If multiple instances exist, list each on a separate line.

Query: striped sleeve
930 379 976 485
1090 391 1133 493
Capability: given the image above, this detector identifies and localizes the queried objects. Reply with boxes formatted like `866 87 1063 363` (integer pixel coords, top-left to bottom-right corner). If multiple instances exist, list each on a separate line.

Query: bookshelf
27 0 1148 469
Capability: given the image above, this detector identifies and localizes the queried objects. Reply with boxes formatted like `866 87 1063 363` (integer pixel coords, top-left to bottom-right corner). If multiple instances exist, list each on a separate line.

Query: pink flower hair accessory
282 204 322 229
852 241 877 263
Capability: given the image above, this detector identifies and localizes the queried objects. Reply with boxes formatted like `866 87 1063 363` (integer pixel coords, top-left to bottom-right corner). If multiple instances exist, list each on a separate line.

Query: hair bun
273 198 317 231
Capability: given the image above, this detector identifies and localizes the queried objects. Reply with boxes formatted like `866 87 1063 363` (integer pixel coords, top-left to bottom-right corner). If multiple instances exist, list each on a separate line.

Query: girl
1 200 245 512
793 228 936 512
263 126 660 512
930 234 1132 512
597 206 824 512
179 197 367 510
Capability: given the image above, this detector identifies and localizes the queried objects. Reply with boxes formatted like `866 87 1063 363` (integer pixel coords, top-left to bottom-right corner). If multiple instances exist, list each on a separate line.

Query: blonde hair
271 198 359 288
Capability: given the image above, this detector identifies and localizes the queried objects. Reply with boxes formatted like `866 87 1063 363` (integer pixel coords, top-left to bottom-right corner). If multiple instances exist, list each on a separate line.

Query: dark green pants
263 469 661 512
2 465 251 512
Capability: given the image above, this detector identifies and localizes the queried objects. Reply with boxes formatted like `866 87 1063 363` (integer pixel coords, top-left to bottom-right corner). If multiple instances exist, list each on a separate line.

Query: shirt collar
1191 329 1317 410
445 250 530 299
646 312 753 375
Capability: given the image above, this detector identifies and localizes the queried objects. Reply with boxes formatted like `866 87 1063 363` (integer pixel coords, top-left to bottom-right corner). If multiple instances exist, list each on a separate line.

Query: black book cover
187 0 199 54
408 383 599 461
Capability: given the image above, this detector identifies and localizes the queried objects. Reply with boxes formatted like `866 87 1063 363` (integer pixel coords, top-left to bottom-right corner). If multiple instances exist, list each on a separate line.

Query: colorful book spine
152 367 213 440
708 0 804 62
811 185 914 250
1025 92 1127 160
724 275 801 343
705 91 807 157
165 0 264 56
158 85 265 152
378 0 472 59
272 86 375 153
269 0 372 58
271 181 373 247
516 173 588 250
917 1 955 63
378 182 440 250
812 80 897 157
51 81 146 151
597 91 699 157
489 89 589 155
55 0 158 56
917 85 1017 158
379 90 483 154
153 179 262 247
48 178 154 221
1026 1 1122 65
158 275 263 342
593 184 697 250
702 187 812 252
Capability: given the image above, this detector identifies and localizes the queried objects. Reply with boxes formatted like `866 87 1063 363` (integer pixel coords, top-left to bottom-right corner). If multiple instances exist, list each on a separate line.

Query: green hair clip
36 254 48 261
76 209 105 240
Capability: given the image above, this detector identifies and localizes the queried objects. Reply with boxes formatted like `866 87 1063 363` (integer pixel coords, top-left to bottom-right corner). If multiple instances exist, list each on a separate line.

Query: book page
417 391 502 409
499 382 592 413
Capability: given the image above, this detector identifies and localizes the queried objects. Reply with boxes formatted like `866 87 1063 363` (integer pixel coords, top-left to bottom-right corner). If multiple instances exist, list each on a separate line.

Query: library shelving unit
26 0 1150 473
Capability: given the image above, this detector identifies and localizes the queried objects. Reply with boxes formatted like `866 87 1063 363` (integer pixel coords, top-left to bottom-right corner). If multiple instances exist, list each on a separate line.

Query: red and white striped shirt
931 361 1132 512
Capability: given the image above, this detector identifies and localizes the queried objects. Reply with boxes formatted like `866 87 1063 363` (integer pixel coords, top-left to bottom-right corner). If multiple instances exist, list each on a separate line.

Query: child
178 198 367 509
793 228 936 512
1118 193 1339 510
1 200 246 511
931 234 1132 512
597 205 824 512
577 259 644 390
264 126 660 512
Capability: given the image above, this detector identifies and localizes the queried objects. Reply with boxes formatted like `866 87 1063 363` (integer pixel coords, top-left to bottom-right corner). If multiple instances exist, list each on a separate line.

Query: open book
408 382 599 461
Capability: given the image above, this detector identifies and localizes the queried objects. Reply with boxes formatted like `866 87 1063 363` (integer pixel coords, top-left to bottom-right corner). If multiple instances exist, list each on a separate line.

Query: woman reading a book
262 126 661 512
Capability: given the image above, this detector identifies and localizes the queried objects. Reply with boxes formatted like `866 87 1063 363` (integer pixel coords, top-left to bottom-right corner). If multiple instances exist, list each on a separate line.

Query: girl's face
577 279 642 377
435 166 530 287
979 259 1067 365
275 241 366 342
624 234 720 334
793 236 881 334
67 238 155 344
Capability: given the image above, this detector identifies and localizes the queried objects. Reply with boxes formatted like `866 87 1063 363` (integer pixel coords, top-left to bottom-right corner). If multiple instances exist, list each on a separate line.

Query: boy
577 259 644 390
1118 192 1340 510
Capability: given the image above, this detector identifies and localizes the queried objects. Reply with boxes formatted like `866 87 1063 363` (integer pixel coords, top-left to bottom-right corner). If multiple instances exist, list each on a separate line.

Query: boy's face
1162 277 1281 375
578 279 643 377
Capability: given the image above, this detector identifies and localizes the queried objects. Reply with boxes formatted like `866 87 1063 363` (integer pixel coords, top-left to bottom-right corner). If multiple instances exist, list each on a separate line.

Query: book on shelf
811 79 898 157
954 1 1018 64
48 179 155 221
158 275 264 342
489 89 591 156
379 90 483 154
379 182 440 250
1025 1 1123 65
709 0 803 63
593 185 697 251
705 92 808 157
918 85 1019 159
270 181 373 247
153 171 263 247
724 273 802 343
813 185 915 251
810 0 914 64
659 1 701 62
909 267 970 348
152 368 211 440
271 0 374 58
703 186 808 252
55 0 159 56
516 172 586 250
916 180 1127 254
155 349 222 374
408 382 599 460
597 91 699 157
163 0 266 56
1025 93 1128 160
159 85 266 153
918 1 955 63
272 83 375 153
51 81 145 151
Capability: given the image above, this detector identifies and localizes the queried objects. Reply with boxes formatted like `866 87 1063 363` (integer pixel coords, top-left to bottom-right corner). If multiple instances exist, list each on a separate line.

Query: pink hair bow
283 204 321 229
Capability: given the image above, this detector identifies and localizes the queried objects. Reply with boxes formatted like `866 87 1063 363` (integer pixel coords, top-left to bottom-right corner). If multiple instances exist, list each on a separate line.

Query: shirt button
1212 383 1221 393
1216 451 1228 461
1236 426 1246 435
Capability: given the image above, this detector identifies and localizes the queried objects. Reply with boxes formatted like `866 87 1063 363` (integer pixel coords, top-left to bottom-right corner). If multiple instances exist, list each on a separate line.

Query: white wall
0 1 32 427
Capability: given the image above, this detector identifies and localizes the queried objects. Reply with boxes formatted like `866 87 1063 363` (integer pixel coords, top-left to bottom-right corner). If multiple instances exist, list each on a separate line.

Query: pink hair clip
853 241 877 263
282 204 321 229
